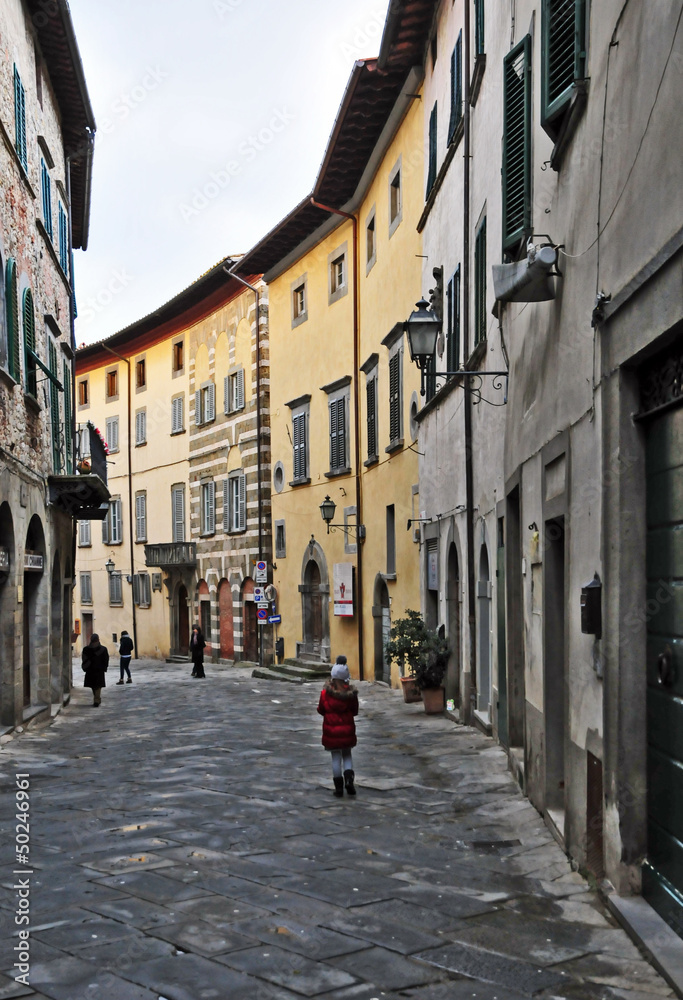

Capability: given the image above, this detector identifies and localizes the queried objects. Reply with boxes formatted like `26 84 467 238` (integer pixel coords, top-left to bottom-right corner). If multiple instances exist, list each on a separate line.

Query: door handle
658 646 674 687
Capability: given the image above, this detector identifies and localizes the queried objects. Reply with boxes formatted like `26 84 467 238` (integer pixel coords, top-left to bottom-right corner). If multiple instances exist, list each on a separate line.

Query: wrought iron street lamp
319 496 366 539
105 558 115 575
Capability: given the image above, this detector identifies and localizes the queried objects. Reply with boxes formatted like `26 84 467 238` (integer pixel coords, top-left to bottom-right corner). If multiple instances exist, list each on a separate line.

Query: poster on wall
333 563 354 616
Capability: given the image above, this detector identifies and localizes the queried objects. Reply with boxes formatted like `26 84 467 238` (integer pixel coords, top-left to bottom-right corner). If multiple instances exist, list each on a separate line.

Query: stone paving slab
0 660 675 999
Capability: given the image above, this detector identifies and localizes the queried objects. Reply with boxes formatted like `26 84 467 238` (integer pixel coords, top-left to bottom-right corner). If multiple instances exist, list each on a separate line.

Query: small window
13 66 27 172
224 369 245 414
475 0 485 56
426 102 438 199
201 481 216 536
109 572 123 606
171 396 184 433
366 210 377 272
135 492 147 542
328 243 348 305
78 379 89 407
292 277 307 328
80 572 92 605
105 416 119 454
224 472 246 533
172 338 184 373
34 44 43 109
366 373 378 463
78 520 91 547
275 520 286 559
172 485 185 542
331 256 345 294
133 572 151 608
389 160 402 235
474 217 487 347
135 357 146 389
195 382 216 426
386 504 396 576
135 410 147 446
105 368 118 400
103 498 123 545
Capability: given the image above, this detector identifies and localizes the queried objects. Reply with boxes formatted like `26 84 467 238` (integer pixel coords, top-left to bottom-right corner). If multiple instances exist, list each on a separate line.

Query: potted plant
385 610 450 710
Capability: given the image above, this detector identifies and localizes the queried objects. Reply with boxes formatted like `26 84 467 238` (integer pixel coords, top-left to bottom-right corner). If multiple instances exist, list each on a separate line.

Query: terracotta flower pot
400 676 422 703
421 686 445 714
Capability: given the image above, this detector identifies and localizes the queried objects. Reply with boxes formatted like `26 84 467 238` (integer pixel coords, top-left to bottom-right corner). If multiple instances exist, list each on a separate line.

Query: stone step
279 660 330 680
251 667 304 685
166 656 190 663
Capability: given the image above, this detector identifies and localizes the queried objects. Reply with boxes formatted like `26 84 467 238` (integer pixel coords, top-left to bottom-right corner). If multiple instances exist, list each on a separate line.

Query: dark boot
333 777 344 797
344 770 356 795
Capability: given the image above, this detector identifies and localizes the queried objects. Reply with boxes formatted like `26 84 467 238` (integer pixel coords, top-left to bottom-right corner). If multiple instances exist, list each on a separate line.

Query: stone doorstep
605 891 683 999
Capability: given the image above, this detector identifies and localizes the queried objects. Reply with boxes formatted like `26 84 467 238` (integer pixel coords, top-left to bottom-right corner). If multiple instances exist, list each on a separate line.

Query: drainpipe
225 265 264 670
310 198 364 681
66 155 77 647
101 344 137 659
463 0 477 721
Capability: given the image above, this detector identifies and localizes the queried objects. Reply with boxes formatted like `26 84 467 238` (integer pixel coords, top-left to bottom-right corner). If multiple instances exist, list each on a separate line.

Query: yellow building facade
238 60 425 683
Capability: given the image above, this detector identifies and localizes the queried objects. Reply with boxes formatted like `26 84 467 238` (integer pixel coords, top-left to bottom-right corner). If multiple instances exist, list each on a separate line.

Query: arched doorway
446 542 461 707
477 542 492 716
24 515 47 708
62 558 72 698
0 502 16 725
218 579 234 659
197 580 211 650
241 577 257 662
299 540 330 662
50 555 62 705
372 575 391 683
176 583 190 654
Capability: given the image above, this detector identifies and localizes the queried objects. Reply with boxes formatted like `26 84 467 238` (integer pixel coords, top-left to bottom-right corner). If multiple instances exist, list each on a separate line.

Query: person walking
115 630 134 684
317 655 358 797
190 624 206 678
82 634 109 707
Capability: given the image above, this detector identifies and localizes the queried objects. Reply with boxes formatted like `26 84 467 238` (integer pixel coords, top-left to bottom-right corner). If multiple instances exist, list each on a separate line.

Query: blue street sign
268 615 282 624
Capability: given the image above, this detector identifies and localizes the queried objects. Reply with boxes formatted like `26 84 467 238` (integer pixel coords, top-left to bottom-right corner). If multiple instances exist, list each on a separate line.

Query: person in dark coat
116 630 134 684
82 634 109 707
190 624 206 678
317 655 359 796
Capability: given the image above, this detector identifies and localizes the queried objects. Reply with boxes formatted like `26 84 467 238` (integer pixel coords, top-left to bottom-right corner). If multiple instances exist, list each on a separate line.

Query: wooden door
643 404 683 932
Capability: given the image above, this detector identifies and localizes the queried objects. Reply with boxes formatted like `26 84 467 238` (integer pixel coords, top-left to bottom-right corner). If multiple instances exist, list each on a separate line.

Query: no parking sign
255 560 267 583
257 606 268 625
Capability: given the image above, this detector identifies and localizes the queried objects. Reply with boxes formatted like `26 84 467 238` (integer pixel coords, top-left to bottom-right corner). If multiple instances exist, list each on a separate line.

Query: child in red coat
317 656 359 797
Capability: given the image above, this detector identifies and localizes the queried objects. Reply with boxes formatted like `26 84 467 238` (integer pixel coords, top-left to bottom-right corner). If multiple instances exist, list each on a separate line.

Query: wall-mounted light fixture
105 558 115 575
319 496 366 539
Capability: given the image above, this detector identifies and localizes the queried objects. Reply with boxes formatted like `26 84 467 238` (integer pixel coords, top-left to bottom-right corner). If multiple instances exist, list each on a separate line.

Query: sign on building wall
255 560 267 584
427 540 438 591
334 563 354 617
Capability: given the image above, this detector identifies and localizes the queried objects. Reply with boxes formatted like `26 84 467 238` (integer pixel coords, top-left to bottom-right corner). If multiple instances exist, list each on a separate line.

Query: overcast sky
68 0 391 345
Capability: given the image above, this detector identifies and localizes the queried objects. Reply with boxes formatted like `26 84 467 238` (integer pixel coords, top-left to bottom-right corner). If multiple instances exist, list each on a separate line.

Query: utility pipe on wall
101 344 137 659
310 197 364 681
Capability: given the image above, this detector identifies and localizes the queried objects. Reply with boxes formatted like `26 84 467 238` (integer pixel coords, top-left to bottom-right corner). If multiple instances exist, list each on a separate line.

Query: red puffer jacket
317 681 359 750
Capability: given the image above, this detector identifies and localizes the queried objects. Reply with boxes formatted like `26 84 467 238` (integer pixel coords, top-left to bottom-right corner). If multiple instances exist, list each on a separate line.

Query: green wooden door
643 403 683 935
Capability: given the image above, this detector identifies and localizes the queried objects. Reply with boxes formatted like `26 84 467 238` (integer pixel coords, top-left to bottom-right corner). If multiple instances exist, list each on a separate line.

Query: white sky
68 0 391 345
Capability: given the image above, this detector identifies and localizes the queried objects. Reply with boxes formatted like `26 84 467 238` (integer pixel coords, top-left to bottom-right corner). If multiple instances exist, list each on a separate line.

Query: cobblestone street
0 661 674 1000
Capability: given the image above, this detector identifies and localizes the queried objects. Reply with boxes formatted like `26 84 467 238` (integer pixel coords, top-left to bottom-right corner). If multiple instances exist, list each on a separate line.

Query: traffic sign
268 614 282 625
257 607 268 623
257 601 269 610
254 587 265 602
255 560 267 583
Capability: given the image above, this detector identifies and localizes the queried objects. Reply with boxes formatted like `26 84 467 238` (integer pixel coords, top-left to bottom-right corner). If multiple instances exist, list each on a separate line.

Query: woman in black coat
190 624 206 678
82 634 109 707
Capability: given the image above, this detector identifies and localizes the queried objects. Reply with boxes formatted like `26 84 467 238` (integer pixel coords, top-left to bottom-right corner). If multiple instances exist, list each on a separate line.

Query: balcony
145 542 197 568
47 420 110 519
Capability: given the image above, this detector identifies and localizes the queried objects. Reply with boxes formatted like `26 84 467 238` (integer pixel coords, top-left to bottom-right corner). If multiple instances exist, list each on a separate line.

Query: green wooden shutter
474 219 487 346
23 289 36 397
48 339 61 471
366 377 377 459
63 360 73 473
329 397 345 471
41 160 53 240
447 267 462 373
448 32 463 143
14 67 27 171
541 0 585 135
58 203 69 274
426 102 438 198
425 355 436 402
293 412 306 480
503 35 532 255
6 259 20 381
389 353 401 443
475 0 485 56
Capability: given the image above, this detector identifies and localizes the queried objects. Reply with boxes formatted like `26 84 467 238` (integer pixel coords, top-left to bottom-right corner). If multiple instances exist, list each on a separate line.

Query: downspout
463 0 477 722
101 344 137 660
225 265 264 670
310 198 364 681
66 155 77 649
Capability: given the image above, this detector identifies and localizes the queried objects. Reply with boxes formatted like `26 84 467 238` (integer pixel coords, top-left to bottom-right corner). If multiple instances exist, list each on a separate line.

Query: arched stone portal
446 542 461 707
0 502 16 725
241 577 257 662
50 555 62 705
298 540 330 662
24 515 48 708
218 579 234 659
477 542 492 716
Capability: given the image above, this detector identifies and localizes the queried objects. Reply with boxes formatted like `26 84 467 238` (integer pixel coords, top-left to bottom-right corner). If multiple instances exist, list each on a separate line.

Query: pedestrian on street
82 633 109 707
116 630 134 685
190 624 206 678
317 655 358 797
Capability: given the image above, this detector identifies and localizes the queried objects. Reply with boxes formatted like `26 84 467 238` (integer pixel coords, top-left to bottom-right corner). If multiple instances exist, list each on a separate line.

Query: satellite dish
264 584 277 602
